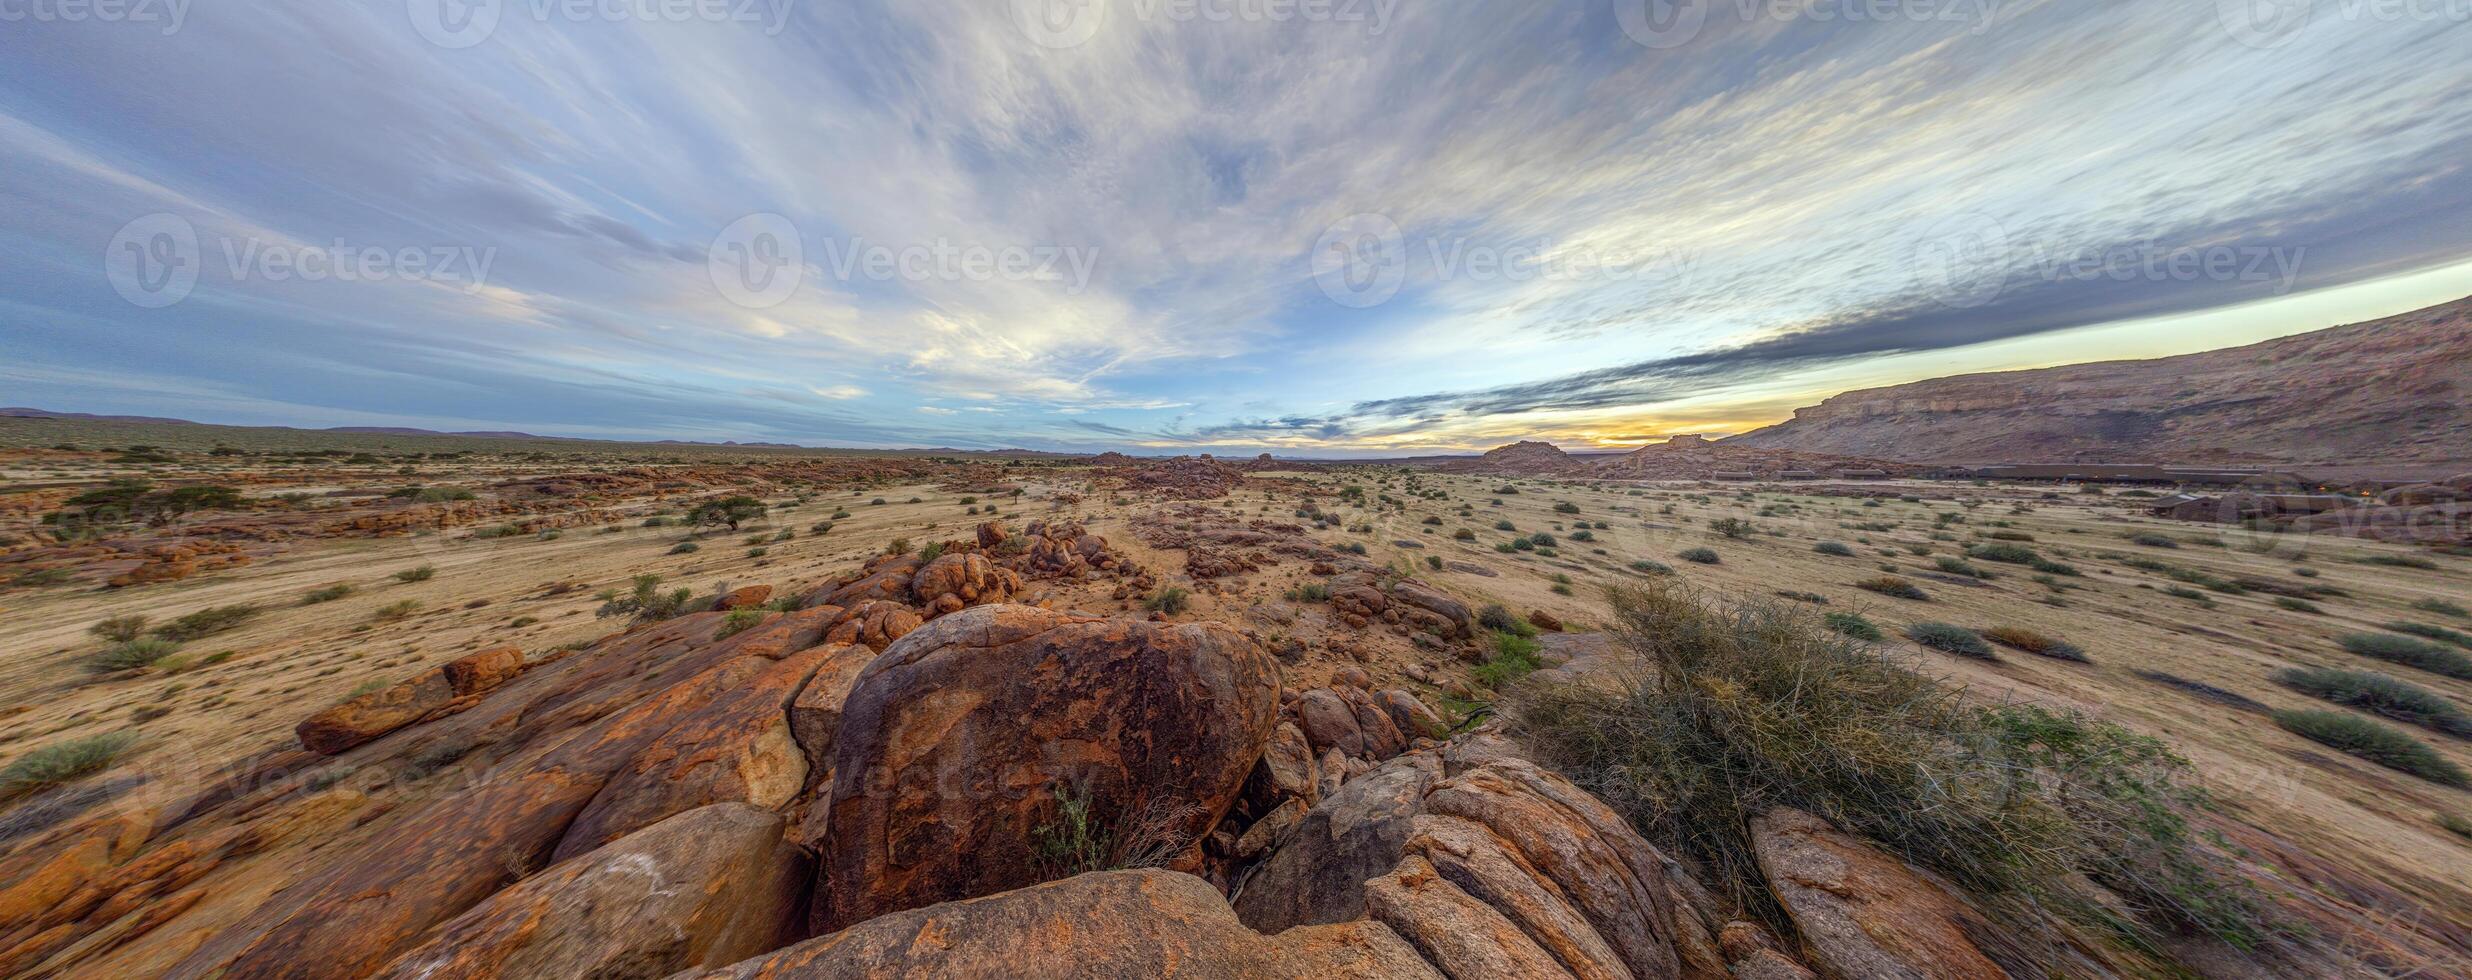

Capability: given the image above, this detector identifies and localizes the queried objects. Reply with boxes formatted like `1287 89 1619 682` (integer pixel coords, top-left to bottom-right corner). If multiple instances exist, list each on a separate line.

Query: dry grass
1509 583 2272 954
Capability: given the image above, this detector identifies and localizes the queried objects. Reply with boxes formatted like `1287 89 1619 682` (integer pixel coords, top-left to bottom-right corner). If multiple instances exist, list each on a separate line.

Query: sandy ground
5 465 2470 925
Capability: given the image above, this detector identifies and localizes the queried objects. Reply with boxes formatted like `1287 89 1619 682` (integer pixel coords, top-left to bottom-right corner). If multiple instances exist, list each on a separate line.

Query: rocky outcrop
686 869 1441 979
294 645 529 755
1751 807 2008 980
372 804 807 980
908 551 1021 615
1728 297 2472 464
1440 441 1586 476
814 604 1281 930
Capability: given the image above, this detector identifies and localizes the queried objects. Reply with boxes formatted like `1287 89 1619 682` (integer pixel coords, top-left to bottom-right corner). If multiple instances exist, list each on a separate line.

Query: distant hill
1726 296 2472 465
1437 440 1588 475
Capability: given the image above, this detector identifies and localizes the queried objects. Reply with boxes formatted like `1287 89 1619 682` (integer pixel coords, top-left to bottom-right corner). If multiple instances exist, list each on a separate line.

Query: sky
2 0 2468 456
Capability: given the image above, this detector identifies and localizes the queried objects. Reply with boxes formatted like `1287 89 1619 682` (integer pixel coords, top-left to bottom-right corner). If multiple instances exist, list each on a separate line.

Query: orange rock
814 605 1280 931
713 584 775 611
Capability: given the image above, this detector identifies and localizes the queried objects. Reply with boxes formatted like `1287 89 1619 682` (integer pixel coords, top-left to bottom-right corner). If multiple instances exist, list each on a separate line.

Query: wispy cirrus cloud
1 2 2466 453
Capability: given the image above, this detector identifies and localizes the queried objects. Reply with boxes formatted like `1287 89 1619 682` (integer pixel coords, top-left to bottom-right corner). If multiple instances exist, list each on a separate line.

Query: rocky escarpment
1728 295 2472 464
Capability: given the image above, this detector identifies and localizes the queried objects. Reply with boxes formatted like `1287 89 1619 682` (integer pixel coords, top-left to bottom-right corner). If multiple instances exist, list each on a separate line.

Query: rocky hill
1437 440 1587 475
1727 296 2472 464
1583 435 1913 480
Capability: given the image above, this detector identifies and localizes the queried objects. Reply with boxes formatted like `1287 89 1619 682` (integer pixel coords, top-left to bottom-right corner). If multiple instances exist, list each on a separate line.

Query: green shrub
1629 560 1674 576
1678 547 1720 565
1511 585 2270 949
1708 518 1755 539
1966 543 2038 564
1144 587 1190 615
2385 622 2472 649
1823 612 1884 641
1286 582 1331 602
2128 534 2180 549
372 599 423 623
1907 622 1996 660
2339 633 2472 680
0 732 141 802
88 638 181 673
302 584 355 605
1934 557 1990 579
1854 576 1927 601
394 565 437 583
1813 541 1855 557
1472 631 1544 689
2358 554 2437 570
919 541 947 562
1981 627 2088 663
2273 710 2467 786
88 615 150 643
2414 598 2468 619
668 542 701 555
714 609 768 640
597 573 694 622
1477 603 1535 636
2273 667 2472 738
2027 558 2081 577
152 605 259 642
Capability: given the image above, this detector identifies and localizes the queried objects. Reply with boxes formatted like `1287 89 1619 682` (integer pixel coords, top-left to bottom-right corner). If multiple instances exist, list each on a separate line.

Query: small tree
689 496 767 532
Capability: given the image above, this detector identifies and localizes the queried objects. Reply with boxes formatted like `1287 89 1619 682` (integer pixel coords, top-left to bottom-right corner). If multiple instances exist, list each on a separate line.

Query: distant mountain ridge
1726 296 2472 464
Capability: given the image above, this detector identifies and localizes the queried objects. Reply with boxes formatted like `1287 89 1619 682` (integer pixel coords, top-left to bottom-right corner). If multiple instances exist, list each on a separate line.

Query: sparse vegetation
2273 710 2467 786
688 496 768 532
88 638 181 673
2273 667 2472 738
1143 587 1190 615
1823 611 1883 641
1813 541 1855 557
394 565 437 583
88 615 149 643
1678 547 1720 565
1512 585 2271 949
1906 622 1996 660
0 732 141 803
302 584 356 605
152 604 259 642
1854 576 1927 601
1472 631 1545 688
1981 626 2088 663
2339 633 2472 681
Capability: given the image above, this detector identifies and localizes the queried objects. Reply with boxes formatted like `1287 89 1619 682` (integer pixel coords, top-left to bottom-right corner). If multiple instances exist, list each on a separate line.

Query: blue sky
3 1 2468 455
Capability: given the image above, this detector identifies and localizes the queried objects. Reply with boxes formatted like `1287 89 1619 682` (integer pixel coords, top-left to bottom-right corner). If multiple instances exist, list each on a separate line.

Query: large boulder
1750 807 2007 980
1234 753 1441 932
551 640 837 859
1388 581 1475 638
686 870 1440 979
909 551 1020 614
372 804 807 980
814 605 1281 930
812 554 922 608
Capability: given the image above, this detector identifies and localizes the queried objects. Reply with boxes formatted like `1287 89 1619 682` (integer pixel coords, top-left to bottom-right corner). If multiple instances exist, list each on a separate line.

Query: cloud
0 2 2465 453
